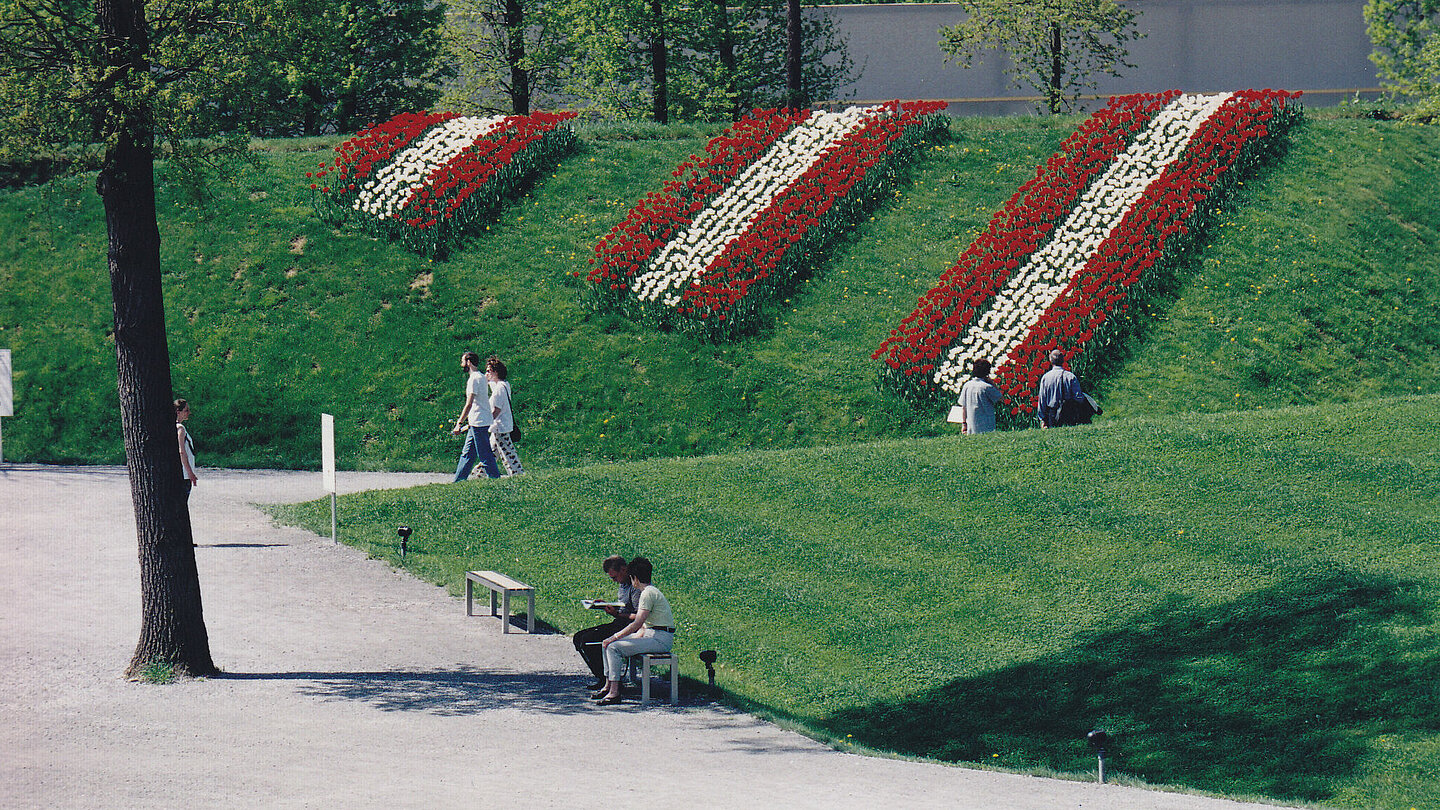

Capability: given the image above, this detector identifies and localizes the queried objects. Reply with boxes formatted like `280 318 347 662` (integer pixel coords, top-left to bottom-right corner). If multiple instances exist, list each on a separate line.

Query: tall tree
2 0 218 677
678 0 855 121
786 0 803 107
563 0 693 122
1364 0 1440 119
938 0 1140 114
443 0 572 115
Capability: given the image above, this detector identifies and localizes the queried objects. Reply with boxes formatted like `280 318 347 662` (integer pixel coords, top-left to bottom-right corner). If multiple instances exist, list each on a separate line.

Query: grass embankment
274 394 1440 808
1 114 1437 468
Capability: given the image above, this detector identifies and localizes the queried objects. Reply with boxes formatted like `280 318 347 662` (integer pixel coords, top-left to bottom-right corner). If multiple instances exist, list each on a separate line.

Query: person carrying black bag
1036 349 1101 428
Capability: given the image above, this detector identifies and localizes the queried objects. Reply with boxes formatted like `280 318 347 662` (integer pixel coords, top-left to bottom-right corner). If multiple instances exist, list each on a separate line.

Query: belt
651 626 676 633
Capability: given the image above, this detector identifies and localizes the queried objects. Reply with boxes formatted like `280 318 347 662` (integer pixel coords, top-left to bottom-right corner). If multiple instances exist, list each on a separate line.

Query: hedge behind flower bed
310 110 579 258
874 90 1303 422
588 102 949 340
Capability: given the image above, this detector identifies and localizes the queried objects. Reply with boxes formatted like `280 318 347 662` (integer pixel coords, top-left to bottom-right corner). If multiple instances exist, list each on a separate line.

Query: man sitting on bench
574 555 641 692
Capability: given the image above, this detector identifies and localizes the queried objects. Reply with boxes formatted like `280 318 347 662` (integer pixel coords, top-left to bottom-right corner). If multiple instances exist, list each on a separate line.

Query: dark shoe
595 695 623 706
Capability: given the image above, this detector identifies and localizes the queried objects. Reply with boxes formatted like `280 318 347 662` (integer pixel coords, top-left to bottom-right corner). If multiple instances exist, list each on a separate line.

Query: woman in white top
595 556 675 705
486 356 525 476
176 399 198 497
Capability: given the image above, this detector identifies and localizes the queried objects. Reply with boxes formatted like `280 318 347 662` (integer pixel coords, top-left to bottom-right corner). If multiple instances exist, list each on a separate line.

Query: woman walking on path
487 356 524 476
176 399 198 497
452 351 502 481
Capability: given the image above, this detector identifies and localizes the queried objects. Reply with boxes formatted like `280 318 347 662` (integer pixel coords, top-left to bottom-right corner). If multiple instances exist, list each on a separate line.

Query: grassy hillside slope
274 395 1440 808
1 114 1437 468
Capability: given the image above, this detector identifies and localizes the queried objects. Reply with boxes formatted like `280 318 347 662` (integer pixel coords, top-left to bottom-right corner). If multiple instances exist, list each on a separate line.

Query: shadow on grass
821 572 1440 803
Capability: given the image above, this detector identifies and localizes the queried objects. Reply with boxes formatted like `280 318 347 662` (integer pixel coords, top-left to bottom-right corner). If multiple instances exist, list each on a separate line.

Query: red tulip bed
310 110 579 257
588 101 950 339
872 90 1302 421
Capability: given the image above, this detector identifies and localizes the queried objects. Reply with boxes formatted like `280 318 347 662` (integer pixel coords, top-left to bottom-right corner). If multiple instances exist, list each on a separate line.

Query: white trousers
604 629 674 680
489 426 524 475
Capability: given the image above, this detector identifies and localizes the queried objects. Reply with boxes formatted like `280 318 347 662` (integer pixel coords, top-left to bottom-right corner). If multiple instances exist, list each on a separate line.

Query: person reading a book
593 556 675 706
574 555 640 691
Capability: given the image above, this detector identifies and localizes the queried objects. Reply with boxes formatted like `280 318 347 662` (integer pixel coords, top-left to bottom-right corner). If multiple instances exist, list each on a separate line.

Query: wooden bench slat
467 570 532 591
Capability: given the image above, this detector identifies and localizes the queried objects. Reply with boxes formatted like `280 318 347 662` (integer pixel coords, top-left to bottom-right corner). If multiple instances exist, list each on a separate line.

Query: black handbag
504 385 521 442
1059 392 1098 426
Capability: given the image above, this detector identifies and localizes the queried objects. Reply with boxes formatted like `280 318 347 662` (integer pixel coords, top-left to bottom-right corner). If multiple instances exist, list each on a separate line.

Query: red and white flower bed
589 101 949 338
311 110 579 257
873 90 1301 420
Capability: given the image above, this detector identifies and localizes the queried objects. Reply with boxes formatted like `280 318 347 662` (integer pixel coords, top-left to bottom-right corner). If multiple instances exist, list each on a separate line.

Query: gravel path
1 465 1287 809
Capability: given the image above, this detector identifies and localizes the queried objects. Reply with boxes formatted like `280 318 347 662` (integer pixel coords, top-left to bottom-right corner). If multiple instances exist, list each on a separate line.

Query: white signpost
322 413 337 542
0 349 12 464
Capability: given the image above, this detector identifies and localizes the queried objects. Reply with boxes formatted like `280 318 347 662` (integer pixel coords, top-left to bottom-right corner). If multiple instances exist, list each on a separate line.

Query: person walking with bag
451 351 502 481
1035 349 1099 428
486 356 524 476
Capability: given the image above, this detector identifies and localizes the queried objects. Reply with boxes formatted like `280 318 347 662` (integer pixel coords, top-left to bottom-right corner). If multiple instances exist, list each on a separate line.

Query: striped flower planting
311 110 579 257
589 101 949 338
874 90 1301 420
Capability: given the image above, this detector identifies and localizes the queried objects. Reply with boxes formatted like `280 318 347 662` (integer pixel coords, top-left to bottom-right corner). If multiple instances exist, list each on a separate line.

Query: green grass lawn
3 113 1437 470
273 394 1440 808
6 108 1440 806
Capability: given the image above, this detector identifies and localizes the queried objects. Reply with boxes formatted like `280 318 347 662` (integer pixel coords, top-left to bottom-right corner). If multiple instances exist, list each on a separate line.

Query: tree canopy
938 0 1140 114
1365 0 1440 120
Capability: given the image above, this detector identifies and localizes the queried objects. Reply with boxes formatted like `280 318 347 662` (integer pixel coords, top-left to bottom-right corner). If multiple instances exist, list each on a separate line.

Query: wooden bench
637 651 679 706
465 570 535 634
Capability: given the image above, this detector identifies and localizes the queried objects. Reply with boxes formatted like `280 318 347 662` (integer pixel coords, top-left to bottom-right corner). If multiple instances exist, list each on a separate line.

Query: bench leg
466 579 474 617
490 588 498 619
502 589 511 634
527 590 535 634
641 655 652 707
669 656 679 706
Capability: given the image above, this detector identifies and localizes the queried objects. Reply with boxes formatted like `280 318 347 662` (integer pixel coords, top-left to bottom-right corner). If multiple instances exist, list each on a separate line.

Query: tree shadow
820 572 1440 803
218 667 597 715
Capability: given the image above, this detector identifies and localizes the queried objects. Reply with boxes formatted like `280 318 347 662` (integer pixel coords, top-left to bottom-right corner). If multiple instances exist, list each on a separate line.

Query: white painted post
322 413 336 542
0 349 12 464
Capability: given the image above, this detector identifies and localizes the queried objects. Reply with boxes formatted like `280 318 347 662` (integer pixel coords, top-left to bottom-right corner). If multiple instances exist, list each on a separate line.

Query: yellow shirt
638 584 674 629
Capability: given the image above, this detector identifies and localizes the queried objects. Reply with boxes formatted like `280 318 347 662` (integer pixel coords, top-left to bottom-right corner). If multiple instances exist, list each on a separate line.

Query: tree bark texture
649 0 668 124
95 0 217 679
505 0 531 114
786 0 804 107
1048 21 1063 114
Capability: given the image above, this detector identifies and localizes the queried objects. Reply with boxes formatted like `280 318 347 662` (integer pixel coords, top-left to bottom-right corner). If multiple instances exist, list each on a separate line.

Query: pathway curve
0 465 1288 808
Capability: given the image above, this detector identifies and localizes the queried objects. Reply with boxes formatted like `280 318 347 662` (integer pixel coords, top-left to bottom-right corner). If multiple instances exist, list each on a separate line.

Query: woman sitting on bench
594 556 674 706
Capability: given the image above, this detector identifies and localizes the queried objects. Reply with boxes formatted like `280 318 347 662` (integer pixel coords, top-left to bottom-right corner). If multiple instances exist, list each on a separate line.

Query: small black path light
699 650 718 689
1087 729 1109 784
397 526 412 558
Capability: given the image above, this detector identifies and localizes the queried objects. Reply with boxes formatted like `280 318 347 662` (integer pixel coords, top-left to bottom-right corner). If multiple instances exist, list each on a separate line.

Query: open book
581 599 624 609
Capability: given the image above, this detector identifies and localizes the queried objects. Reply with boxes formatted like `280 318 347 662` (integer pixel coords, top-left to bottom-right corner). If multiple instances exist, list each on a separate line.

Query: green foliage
1365 0 1440 121
442 0 574 115
939 0 1141 114
273 394 1440 806
227 0 452 136
2 117 1439 469
560 0 854 123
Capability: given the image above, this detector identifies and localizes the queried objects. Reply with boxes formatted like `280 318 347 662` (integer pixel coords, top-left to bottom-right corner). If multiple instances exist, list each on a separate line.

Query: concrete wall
822 1 1380 114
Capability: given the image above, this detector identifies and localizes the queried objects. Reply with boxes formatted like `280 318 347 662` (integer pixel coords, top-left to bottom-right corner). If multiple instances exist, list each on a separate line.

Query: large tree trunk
786 0 804 108
649 0 668 124
95 0 217 679
1048 21 1063 115
505 0 530 114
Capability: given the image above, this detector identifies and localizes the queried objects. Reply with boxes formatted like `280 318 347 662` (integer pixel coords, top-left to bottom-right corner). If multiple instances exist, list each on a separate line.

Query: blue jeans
454 426 501 481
